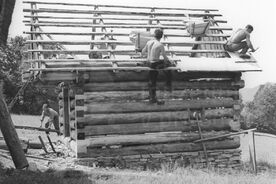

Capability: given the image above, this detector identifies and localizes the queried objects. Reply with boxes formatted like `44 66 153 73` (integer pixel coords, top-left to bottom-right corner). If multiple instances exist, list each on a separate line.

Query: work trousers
45 116 60 134
147 60 172 101
224 41 249 54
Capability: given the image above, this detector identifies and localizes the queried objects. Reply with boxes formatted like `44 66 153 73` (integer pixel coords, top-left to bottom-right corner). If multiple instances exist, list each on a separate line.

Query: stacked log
58 87 77 140
74 70 243 169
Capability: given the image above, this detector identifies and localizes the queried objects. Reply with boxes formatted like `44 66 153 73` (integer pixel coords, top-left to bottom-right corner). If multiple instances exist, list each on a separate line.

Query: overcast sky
9 0 276 88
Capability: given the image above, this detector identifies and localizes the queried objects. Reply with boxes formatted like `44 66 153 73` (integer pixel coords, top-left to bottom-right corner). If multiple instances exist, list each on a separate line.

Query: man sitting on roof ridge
224 24 256 58
139 28 175 105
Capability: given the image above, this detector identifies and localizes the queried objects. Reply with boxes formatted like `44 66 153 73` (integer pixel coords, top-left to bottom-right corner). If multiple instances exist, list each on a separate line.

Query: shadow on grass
0 166 95 184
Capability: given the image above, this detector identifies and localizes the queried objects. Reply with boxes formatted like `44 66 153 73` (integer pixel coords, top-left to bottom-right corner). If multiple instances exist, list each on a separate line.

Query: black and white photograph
0 0 275 183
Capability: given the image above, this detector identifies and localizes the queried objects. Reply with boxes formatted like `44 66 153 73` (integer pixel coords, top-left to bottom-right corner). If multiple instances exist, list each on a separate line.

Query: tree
0 36 27 103
242 83 276 134
0 36 56 115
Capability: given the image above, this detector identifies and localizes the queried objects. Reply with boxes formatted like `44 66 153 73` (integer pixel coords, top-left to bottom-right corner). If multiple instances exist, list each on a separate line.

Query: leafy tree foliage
242 83 276 134
0 36 26 103
0 36 56 115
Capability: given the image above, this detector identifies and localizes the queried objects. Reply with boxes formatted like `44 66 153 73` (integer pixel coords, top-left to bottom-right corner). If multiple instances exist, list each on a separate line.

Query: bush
0 36 56 115
242 83 276 134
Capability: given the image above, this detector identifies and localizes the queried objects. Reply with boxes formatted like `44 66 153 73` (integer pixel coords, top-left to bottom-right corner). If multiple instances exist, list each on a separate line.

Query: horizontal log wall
74 70 243 169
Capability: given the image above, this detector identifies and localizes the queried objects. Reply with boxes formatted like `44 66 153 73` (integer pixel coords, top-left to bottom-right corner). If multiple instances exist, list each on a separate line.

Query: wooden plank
84 137 240 157
84 131 230 148
29 66 179 72
45 62 113 68
23 9 222 17
24 23 231 30
27 58 148 63
84 98 237 114
78 119 234 136
82 90 239 102
35 65 244 74
83 81 244 92
38 136 48 154
26 40 226 46
176 58 261 72
24 20 227 29
24 31 230 37
22 1 219 11
79 108 234 125
15 125 60 133
23 20 205 27
23 16 227 23
63 87 70 137
38 71 240 82
47 135 56 153
26 49 227 55
194 128 256 143
32 64 250 73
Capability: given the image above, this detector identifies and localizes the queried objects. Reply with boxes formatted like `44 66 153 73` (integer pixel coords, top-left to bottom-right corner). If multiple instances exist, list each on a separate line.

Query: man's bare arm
246 33 255 51
160 46 169 61
141 43 148 55
40 111 45 127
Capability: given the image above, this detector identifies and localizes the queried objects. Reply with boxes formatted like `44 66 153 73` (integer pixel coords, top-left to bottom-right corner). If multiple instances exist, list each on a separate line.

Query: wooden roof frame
22 1 261 77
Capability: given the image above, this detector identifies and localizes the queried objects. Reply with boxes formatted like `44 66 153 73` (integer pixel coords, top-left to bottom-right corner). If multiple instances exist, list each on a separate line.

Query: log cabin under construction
22 1 261 169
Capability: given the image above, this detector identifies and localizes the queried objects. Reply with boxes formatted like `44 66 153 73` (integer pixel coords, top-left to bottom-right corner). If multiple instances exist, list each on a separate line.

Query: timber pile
22 1 261 169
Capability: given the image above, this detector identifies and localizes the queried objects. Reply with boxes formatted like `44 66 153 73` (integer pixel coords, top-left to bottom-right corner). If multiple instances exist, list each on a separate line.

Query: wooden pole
15 125 60 133
47 135 56 153
0 94 29 169
63 86 70 137
22 1 219 12
38 136 48 154
252 131 258 174
195 112 209 168
248 131 257 174
194 128 257 143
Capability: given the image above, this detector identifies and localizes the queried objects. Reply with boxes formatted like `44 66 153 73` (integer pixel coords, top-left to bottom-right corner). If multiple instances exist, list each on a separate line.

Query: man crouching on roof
138 28 175 105
224 25 256 58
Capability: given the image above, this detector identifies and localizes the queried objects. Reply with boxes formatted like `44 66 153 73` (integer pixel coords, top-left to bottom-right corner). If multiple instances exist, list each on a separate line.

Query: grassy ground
0 114 276 184
0 165 275 184
0 114 59 142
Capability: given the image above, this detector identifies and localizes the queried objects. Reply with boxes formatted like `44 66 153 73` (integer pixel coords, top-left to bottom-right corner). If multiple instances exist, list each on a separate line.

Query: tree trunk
0 96 29 169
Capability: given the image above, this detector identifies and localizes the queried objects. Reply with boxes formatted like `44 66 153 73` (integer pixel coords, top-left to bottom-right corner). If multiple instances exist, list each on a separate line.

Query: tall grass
0 166 275 184
94 167 276 184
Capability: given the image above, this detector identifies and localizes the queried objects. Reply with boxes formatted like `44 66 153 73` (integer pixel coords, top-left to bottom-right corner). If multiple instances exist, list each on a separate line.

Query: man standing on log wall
139 28 175 104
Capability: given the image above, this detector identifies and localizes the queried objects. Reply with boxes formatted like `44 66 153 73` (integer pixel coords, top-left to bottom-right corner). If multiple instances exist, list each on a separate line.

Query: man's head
246 24 254 33
154 28 164 40
42 104 49 111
